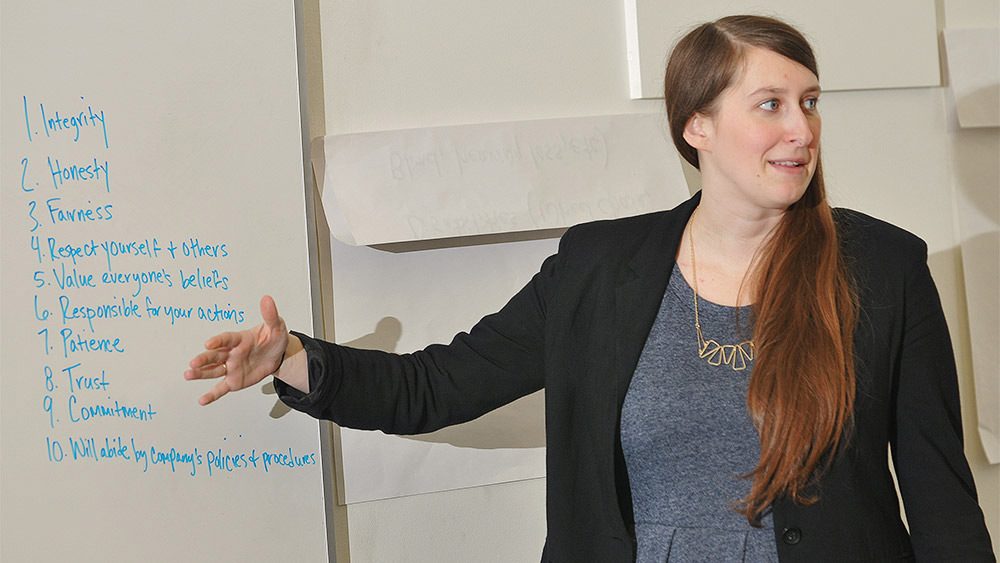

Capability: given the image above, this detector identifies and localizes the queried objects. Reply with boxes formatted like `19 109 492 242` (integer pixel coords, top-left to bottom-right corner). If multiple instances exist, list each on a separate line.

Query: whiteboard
0 1 333 561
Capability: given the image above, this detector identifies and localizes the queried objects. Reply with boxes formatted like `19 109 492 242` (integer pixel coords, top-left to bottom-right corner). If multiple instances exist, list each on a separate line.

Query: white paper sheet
313 113 688 245
625 0 940 99
944 27 1000 128
329 235 556 504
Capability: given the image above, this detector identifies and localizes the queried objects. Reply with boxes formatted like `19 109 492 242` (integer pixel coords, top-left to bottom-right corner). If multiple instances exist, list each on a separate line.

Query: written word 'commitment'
67 394 157 424
42 393 157 429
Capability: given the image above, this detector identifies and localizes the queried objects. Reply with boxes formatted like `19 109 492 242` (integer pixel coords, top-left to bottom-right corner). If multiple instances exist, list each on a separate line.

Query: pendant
698 335 755 371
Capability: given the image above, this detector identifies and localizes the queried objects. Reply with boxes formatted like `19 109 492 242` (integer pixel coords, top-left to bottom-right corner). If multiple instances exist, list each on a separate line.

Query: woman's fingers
198 378 233 406
188 348 230 369
204 331 245 351
260 295 281 329
184 361 228 381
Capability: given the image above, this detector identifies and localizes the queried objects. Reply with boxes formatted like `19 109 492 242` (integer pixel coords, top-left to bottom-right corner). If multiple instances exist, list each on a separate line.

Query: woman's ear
682 113 711 151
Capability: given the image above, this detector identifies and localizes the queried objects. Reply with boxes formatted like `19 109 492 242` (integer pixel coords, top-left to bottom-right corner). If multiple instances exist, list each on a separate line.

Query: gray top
620 263 778 562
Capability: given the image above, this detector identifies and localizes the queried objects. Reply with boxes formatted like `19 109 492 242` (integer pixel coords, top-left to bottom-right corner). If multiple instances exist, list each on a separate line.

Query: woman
185 15 994 562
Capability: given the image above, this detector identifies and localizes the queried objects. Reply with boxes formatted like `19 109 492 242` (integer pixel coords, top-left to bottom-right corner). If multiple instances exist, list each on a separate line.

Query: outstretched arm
184 295 307 405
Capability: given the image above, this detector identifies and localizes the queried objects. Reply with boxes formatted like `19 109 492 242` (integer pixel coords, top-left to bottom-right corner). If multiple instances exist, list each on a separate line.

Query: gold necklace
688 208 755 371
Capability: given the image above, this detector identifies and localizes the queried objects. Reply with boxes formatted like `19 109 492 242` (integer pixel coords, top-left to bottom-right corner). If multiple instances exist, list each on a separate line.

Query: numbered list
18 95 317 477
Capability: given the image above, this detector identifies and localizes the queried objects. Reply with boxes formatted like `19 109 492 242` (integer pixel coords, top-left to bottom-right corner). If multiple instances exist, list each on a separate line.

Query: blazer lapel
613 192 699 403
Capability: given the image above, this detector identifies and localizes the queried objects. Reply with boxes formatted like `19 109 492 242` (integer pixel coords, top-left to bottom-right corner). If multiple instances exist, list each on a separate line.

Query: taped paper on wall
944 27 1000 128
312 113 688 245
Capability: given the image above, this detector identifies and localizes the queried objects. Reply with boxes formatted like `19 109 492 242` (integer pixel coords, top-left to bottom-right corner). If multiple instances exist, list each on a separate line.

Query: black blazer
279 193 994 562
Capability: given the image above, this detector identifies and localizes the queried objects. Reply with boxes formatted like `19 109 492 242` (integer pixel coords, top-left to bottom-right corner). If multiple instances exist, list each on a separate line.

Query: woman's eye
759 100 779 111
803 98 819 110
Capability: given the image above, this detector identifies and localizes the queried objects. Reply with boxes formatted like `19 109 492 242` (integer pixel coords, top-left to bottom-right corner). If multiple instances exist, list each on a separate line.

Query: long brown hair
664 15 858 525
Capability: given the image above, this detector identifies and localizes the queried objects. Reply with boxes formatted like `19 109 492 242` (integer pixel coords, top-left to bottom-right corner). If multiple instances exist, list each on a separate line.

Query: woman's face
686 47 821 215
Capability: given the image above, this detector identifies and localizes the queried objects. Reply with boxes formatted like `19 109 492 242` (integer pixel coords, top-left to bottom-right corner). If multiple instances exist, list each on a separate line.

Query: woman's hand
184 295 289 405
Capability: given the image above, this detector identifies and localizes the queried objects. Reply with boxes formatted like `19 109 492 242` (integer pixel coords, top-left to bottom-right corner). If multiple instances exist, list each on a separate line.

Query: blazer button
782 527 802 545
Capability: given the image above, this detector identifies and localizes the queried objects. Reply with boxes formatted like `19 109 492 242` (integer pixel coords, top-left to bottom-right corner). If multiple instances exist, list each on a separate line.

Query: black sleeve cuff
272 330 340 420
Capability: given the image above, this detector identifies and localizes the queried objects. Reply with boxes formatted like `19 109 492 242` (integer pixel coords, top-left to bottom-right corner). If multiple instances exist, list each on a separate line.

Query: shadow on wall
950 94 999 223
264 315 547 450
949 83 999 464
404 391 546 449
927 246 990 461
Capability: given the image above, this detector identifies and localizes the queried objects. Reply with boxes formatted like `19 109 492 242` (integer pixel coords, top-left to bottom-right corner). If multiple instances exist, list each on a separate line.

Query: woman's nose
785 108 817 147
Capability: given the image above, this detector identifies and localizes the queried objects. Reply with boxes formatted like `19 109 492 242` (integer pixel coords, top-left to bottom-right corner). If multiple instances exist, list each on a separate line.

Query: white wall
301 0 999 560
